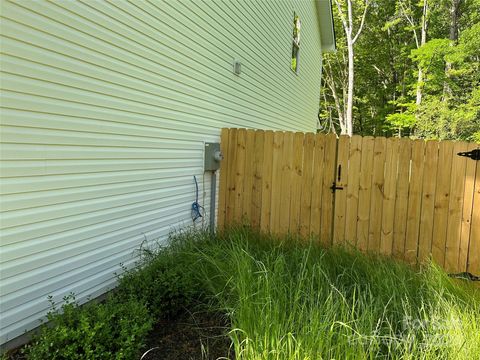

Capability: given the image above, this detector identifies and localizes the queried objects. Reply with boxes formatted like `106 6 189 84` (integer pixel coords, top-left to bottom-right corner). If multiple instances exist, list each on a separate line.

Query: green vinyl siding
0 0 324 345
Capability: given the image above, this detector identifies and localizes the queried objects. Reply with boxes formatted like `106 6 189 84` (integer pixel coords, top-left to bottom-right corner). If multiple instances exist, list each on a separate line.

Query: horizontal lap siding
0 0 323 344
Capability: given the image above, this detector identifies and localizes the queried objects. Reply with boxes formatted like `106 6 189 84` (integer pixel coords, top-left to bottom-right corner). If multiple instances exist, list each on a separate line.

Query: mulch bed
140 310 233 360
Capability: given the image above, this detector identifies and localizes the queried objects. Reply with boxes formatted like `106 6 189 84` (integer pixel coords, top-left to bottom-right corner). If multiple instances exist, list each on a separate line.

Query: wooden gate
217 128 480 275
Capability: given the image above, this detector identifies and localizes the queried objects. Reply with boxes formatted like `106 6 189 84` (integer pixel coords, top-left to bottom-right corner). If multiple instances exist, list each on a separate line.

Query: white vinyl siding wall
0 0 323 345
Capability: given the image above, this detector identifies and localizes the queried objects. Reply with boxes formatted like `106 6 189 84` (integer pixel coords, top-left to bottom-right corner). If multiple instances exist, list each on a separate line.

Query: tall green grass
163 228 480 359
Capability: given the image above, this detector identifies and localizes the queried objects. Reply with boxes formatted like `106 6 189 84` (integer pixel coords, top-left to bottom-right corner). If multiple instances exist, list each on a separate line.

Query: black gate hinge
457 148 480 160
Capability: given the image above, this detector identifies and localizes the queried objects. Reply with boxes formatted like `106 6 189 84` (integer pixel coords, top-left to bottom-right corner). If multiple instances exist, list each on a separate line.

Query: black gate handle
457 148 480 160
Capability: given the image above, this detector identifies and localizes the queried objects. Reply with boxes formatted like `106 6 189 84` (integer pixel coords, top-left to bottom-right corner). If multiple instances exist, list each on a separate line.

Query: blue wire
191 175 204 222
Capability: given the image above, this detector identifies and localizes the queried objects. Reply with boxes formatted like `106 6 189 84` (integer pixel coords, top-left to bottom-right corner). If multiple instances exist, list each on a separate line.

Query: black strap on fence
448 272 480 281
457 148 480 160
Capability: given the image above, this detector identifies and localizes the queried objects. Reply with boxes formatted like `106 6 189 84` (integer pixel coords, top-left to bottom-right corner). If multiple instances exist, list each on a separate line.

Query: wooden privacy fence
217 128 480 275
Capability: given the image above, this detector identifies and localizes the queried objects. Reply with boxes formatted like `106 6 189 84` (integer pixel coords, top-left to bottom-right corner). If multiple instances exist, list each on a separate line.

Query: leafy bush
116 238 204 318
20 233 205 360
23 294 152 360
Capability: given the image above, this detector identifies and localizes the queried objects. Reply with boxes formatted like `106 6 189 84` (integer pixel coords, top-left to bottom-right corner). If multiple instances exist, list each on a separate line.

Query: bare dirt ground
140 310 233 360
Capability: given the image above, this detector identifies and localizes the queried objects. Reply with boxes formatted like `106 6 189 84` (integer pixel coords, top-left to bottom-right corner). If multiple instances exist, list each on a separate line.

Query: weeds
19 227 480 359
177 227 480 360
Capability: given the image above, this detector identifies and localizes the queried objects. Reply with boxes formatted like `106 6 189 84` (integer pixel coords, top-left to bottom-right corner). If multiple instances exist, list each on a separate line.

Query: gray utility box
204 142 223 171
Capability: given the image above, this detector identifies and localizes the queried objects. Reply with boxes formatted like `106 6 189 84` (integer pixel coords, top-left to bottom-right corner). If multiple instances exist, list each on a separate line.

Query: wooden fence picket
468 162 480 275
320 134 337 245
242 129 256 221
270 131 285 233
345 135 362 247
459 142 478 271
233 129 247 223
225 128 238 225
445 142 469 272
217 128 229 230
380 137 399 256
310 134 325 238
279 132 295 234
260 131 274 232
251 130 265 229
393 138 412 259
405 140 425 264
299 133 315 237
289 133 305 233
418 140 439 263
333 135 350 245
368 137 387 253
356 136 375 252
432 141 455 266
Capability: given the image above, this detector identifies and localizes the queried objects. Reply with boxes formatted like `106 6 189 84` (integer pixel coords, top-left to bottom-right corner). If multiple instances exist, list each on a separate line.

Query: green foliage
171 228 480 360
447 24 480 65
291 14 300 73
473 132 480 143
321 0 479 140
20 234 206 360
18 228 480 359
291 57 297 73
386 112 416 133
116 239 204 318
413 21 480 140
415 92 480 141
410 39 451 94
23 294 152 360
385 101 417 134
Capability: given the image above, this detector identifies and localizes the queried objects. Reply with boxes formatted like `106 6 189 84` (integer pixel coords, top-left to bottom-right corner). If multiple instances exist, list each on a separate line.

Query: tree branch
324 60 346 131
352 0 369 44
398 0 419 48
334 0 349 32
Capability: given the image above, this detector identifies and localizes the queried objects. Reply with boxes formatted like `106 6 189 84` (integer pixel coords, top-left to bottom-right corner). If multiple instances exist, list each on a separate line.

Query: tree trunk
416 0 428 108
443 0 462 98
334 0 368 136
327 78 346 133
449 0 461 42
416 66 423 106
346 39 354 136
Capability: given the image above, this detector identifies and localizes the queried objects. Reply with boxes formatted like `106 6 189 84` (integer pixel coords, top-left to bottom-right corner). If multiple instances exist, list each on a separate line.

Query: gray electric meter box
204 142 223 171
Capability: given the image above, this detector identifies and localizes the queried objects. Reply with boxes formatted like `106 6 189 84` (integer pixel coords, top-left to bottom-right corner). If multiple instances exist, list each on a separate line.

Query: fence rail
218 128 480 275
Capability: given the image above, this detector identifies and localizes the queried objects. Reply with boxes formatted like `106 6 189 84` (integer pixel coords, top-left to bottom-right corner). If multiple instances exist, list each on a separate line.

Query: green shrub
21 232 205 360
23 294 153 360
116 238 204 318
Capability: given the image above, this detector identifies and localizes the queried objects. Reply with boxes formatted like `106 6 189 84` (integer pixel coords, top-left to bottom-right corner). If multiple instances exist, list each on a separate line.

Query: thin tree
334 0 369 135
398 0 429 107
443 0 462 98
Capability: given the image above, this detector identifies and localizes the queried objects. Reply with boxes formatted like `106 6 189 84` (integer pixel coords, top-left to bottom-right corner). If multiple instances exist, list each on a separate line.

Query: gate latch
330 165 344 193
330 182 343 193
457 148 480 161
